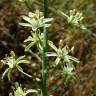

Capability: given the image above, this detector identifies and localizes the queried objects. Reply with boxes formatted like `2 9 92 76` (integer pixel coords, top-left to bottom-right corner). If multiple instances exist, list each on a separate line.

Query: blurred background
0 0 96 96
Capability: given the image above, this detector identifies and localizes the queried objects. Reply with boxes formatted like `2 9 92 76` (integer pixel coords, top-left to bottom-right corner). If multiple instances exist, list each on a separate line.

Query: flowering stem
41 0 48 96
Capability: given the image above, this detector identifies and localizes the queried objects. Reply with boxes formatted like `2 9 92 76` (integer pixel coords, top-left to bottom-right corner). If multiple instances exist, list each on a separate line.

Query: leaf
2 68 10 79
8 68 12 81
16 65 32 78
68 55 80 63
44 24 51 27
17 60 30 65
25 42 34 52
22 16 32 24
19 23 32 27
55 58 60 66
38 43 43 51
43 18 53 23
58 10 68 18
24 36 33 42
25 89 38 95
46 52 57 57
62 45 69 55
48 41 58 52
16 56 25 62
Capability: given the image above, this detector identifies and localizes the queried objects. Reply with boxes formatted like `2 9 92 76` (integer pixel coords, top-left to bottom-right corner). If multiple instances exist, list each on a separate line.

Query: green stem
41 0 48 96
44 0 48 18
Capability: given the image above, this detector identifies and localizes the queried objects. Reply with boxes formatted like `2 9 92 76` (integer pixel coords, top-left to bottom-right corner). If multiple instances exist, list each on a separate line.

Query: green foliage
1 9 79 95
24 30 43 52
20 10 53 54
1 51 32 80
1 8 80 95
1 2 81 95
9 82 37 96
62 63 80 84
47 40 79 66
59 9 86 29
19 10 53 31
47 40 80 84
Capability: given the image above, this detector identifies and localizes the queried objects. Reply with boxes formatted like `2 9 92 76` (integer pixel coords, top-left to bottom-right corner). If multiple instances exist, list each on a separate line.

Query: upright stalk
41 0 48 96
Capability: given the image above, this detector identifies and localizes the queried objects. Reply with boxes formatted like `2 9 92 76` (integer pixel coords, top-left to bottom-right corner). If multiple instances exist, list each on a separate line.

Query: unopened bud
59 40 63 48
